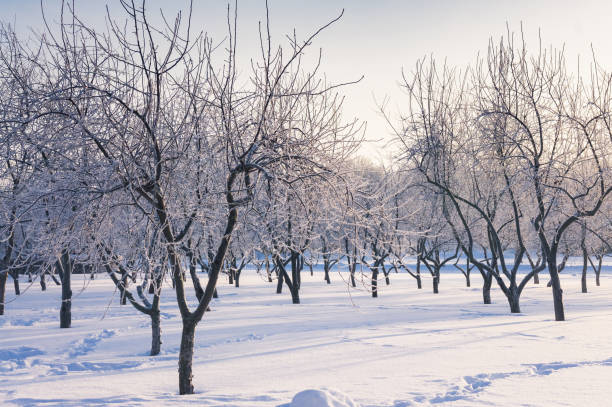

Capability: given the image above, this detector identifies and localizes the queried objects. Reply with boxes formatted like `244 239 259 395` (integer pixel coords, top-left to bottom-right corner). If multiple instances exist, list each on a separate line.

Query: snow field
1 266 612 406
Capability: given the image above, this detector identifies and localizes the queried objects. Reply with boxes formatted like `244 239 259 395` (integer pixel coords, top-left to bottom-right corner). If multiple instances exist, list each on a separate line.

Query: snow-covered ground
1 265 612 406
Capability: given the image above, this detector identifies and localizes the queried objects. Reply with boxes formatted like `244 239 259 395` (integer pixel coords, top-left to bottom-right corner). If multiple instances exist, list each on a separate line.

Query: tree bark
40 272 47 291
0 272 6 315
59 251 72 329
547 258 565 321
581 247 588 294
482 273 492 304
290 285 300 304
276 270 283 294
507 287 521 313
432 275 439 294
151 310 162 356
234 270 240 288
11 271 20 296
371 269 378 298
178 321 196 395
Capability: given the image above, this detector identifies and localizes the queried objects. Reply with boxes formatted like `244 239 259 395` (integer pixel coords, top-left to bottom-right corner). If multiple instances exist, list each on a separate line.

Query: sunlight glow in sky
3 0 612 161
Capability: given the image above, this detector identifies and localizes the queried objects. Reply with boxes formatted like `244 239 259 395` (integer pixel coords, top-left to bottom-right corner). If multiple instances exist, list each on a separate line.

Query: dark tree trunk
371 269 378 298
120 273 129 305
416 257 422 289
213 288 218 299
432 275 439 294
507 287 521 313
593 255 602 286
324 262 331 284
465 273 471 287
178 322 196 395
59 251 72 329
581 248 588 294
289 285 300 304
151 310 162 356
228 269 234 285
190 263 204 302
266 258 273 282
0 272 6 315
276 270 284 294
547 258 565 321
482 273 492 304
11 271 20 296
533 272 540 284
350 268 356 288
40 272 47 291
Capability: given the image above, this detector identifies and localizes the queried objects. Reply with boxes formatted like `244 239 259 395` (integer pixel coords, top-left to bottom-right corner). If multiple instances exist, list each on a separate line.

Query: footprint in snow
68 329 116 358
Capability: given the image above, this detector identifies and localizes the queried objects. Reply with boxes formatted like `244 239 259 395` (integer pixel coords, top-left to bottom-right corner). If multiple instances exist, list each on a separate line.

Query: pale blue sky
3 0 612 159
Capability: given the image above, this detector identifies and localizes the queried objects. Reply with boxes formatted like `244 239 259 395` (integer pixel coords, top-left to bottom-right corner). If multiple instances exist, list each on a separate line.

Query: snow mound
290 389 360 407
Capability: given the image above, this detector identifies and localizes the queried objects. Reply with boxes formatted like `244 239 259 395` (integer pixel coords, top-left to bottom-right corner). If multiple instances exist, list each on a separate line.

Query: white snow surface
1 264 612 406
290 389 359 407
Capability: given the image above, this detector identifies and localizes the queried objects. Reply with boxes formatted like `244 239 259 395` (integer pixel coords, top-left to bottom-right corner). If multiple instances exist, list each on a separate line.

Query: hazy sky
3 0 612 160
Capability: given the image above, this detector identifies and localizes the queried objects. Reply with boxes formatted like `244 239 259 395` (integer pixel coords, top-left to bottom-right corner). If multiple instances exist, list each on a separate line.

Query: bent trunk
547 257 565 321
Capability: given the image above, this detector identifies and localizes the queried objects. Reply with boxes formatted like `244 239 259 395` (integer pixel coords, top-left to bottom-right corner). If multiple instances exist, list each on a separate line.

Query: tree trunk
40 272 47 291
228 269 234 285
60 252 72 329
150 310 162 356
350 268 356 288
276 270 283 294
324 263 331 284
533 271 540 285
482 273 492 304
547 258 565 321
290 285 300 304
465 273 471 287
416 257 422 289
371 269 378 298
0 272 6 316
385 274 390 285
190 263 204 302
234 271 240 288
120 273 129 305
581 248 588 294
594 255 602 286
178 322 196 395
507 287 521 313
11 271 20 296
